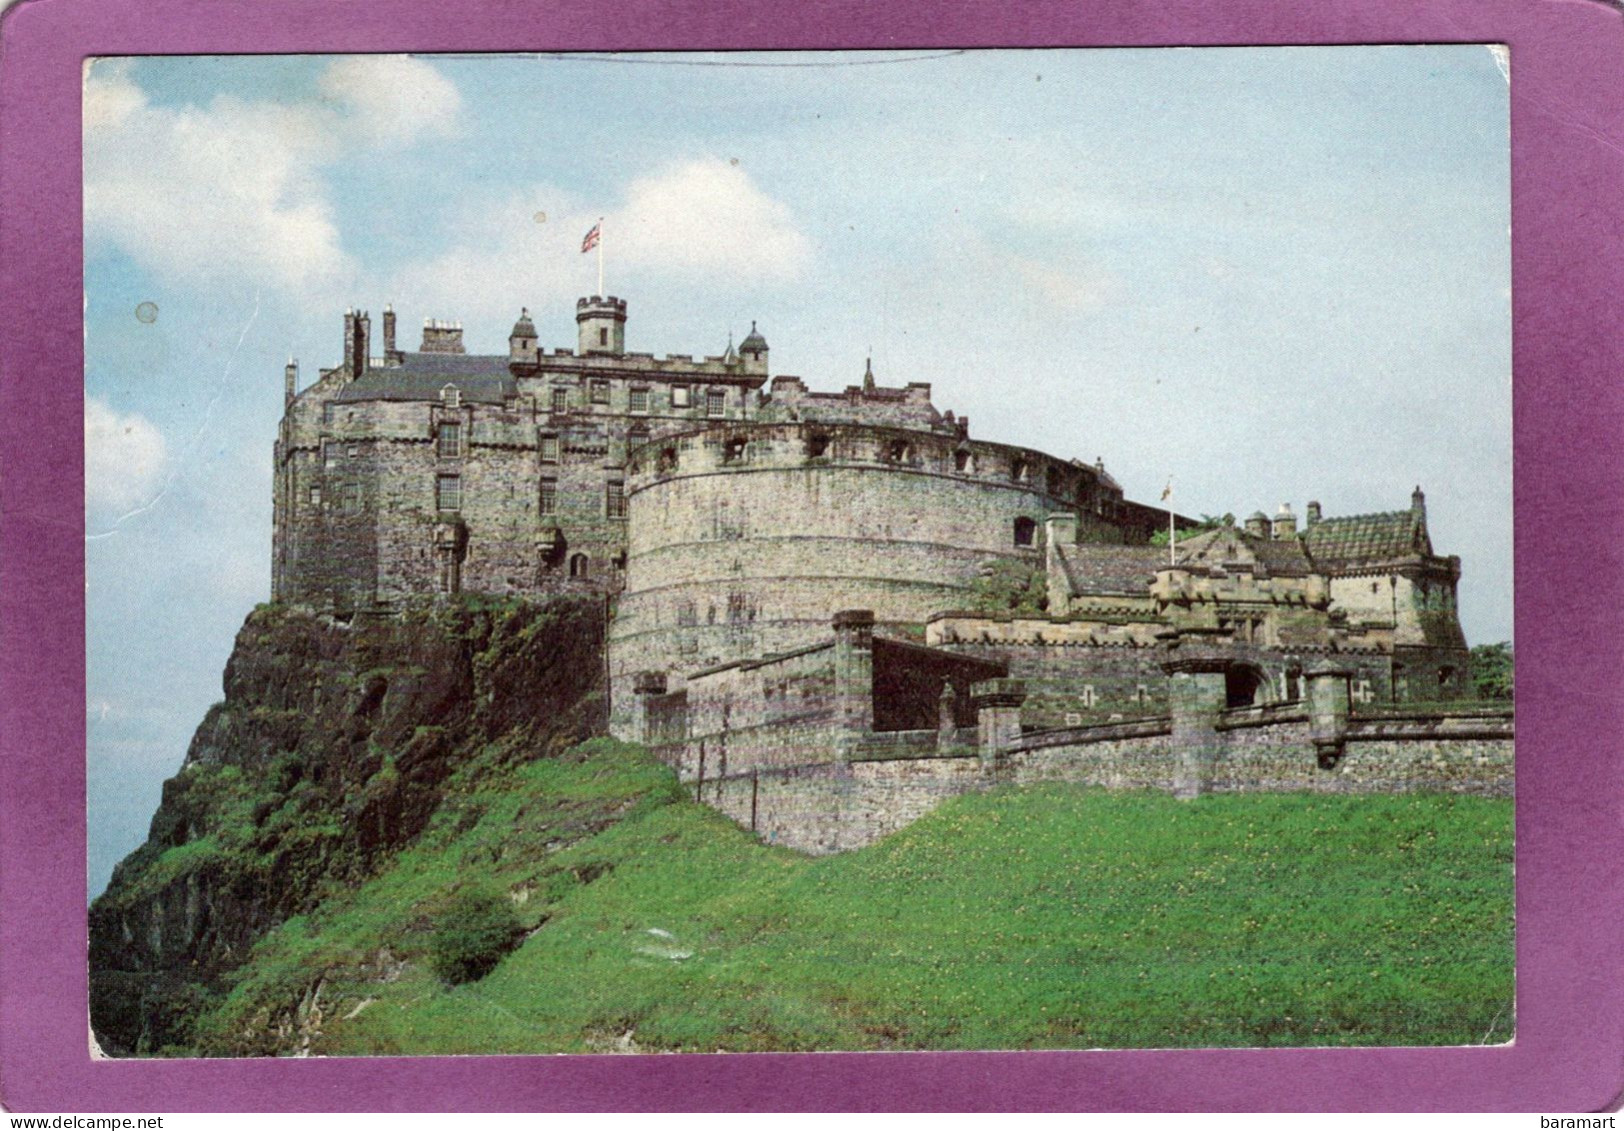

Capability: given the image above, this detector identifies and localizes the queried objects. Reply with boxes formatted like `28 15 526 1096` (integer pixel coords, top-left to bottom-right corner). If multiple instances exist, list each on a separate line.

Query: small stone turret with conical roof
509 307 538 364
739 320 768 376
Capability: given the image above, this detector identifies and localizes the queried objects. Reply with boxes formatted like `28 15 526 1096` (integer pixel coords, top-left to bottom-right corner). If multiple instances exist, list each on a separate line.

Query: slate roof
1057 544 1166 595
1301 509 1428 566
1173 526 1315 575
332 353 518 405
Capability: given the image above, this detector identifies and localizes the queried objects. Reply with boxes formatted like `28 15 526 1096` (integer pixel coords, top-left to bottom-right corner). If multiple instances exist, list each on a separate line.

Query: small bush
429 887 523 986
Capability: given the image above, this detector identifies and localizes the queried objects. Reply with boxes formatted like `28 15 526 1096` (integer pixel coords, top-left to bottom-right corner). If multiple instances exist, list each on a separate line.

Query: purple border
3 0 1621 1113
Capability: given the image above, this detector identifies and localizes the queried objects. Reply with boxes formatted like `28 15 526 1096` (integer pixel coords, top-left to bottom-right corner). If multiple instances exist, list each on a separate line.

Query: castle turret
577 295 627 355
739 321 768 376
1272 503 1297 540
509 307 538 364
1411 485 1426 522
1244 511 1269 538
284 357 298 409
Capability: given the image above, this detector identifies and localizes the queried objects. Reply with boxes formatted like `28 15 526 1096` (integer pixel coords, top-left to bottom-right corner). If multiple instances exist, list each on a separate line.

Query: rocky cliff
88 595 608 1055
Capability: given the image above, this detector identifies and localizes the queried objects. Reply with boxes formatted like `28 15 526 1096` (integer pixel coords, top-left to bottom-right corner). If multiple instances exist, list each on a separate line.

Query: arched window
569 553 589 578
1011 458 1029 483
954 448 974 473
1013 516 1037 547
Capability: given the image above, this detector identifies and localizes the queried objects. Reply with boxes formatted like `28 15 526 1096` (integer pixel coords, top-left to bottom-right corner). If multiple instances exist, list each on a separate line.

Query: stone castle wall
688 706 1511 854
607 419 1146 733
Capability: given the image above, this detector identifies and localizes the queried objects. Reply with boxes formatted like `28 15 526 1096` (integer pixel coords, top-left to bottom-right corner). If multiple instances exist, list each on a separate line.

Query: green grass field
194 738 1513 1055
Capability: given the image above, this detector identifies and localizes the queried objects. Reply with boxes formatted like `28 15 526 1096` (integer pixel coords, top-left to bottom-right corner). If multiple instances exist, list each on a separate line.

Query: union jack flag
581 223 601 253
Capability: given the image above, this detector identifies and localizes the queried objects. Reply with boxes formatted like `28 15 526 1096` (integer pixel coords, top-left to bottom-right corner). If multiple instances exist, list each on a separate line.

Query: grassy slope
196 739 1513 1055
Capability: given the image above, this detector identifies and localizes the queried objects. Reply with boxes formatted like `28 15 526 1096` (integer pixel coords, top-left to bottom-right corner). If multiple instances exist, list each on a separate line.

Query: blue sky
84 47 1511 896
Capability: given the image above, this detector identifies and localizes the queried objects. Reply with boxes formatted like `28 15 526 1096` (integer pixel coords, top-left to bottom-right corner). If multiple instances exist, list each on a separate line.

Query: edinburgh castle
273 296 1509 851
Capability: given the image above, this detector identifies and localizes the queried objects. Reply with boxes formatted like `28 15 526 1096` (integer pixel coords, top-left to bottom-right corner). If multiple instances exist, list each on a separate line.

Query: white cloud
83 56 461 303
85 397 167 515
612 159 811 281
317 55 461 146
384 159 811 334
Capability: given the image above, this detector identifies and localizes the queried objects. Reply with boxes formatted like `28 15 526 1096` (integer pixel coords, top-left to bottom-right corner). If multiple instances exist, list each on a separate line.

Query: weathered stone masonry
274 294 1503 854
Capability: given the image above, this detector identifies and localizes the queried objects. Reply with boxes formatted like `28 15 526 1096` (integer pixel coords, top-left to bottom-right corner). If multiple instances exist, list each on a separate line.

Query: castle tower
509 307 538 364
421 318 465 354
577 295 627 356
739 321 768 377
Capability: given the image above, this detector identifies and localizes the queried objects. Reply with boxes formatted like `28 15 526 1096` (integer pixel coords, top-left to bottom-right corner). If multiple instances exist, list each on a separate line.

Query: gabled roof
332 353 518 405
1174 526 1314 575
1056 544 1165 596
1302 509 1430 567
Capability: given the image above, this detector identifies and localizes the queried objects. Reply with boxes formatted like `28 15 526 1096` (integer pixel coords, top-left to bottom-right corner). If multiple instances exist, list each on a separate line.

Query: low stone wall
679 705 1512 853
700 753 987 854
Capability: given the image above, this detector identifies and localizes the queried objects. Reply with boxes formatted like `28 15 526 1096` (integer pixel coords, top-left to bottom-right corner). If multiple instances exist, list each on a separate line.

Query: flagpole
597 216 604 297
1166 478 1176 566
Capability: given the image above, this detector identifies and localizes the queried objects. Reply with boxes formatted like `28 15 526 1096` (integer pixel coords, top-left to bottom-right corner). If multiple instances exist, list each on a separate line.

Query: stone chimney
284 357 298 409
382 304 396 357
1305 500 1322 528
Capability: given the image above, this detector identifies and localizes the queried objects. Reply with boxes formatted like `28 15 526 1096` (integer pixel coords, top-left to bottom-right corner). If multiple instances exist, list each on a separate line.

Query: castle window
1438 666 1455 687
722 437 747 464
884 439 913 463
569 553 589 578
1011 458 1029 483
1046 467 1062 496
599 327 608 347
954 449 974 473
539 479 557 516
344 484 361 513
629 387 649 414
436 474 461 512
540 433 559 464
672 385 692 408
657 446 678 474
308 485 322 507
347 444 359 459
437 422 462 459
1080 685 1097 708
1013 516 1037 547
706 388 726 417
805 432 830 459
590 380 610 405
606 480 627 519
551 387 569 414
440 384 461 409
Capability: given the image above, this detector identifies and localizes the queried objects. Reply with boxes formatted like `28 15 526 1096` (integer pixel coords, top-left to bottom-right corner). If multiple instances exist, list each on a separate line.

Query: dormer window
440 384 461 409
